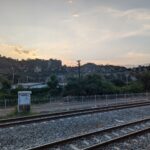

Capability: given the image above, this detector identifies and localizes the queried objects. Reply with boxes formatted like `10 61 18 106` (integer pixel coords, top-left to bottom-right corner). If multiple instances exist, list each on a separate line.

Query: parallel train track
0 100 150 128
28 117 150 150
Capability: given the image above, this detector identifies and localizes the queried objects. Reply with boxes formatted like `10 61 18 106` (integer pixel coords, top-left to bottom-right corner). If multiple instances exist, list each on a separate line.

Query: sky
0 0 150 66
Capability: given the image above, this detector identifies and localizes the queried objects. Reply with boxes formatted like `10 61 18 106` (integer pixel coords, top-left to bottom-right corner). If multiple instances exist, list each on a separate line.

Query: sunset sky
0 0 150 66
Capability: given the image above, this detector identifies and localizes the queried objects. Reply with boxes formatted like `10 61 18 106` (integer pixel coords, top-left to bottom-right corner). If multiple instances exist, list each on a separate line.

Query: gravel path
0 105 150 150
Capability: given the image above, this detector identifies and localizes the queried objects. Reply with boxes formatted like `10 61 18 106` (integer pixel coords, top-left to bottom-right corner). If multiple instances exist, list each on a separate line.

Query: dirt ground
0 97 146 118
0 107 15 118
0 101 98 118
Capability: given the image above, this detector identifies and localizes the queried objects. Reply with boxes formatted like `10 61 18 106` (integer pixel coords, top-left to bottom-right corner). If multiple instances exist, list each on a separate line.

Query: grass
0 106 36 120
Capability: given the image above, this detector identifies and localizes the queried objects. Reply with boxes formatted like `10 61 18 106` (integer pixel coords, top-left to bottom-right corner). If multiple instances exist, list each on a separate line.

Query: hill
0 55 149 83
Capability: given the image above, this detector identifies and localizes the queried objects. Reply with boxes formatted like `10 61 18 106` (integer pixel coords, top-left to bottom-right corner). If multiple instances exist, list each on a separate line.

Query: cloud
0 44 37 59
72 13 80 18
126 51 149 59
111 51 150 65
68 0 73 4
0 3 149 66
120 51 150 65
14 48 22 54
34 41 73 61
102 6 150 21
13 46 37 56
68 6 150 44
14 47 32 55
93 27 150 43
86 51 150 66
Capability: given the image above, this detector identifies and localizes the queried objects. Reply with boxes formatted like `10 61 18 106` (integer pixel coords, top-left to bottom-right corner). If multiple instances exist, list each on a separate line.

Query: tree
47 75 58 89
139 72 150 91
111 79 125 87
0 76 11 91
64 74 104 96
83 74 103 95
63 77 82 96
120 81 144 93
47 75 61 96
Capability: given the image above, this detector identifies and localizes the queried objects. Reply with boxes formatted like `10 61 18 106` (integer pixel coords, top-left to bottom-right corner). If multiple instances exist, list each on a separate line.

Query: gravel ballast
0 105 150 150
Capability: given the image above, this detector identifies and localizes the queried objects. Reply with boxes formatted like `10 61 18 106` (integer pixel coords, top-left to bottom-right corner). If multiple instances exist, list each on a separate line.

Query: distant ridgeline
0 55 149 83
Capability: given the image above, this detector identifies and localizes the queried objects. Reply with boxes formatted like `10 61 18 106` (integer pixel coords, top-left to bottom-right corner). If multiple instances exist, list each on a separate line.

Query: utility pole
11 66 15 84
77 60 81 97
126 74 129 85
77 60 81 82
26 76 29 83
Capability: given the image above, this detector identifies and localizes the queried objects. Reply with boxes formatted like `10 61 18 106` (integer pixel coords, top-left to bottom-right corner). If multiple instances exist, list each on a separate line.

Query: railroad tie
70 144 80 150
127 128 134 132
104 134 112 140
83 140 90 146
146 122 150 126
115 119 124 123
121 129 128 134
93 137 100 142
113 146 121 150
112 132 119 137
135 125 140 129
141 124 146 127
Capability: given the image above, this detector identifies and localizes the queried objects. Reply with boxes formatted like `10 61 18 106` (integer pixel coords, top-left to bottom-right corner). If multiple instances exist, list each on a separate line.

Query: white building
12 82 48 89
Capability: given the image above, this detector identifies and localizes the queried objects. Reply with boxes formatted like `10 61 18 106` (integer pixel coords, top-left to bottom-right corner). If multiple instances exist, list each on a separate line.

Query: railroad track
28 117 150 150
0 100 150 128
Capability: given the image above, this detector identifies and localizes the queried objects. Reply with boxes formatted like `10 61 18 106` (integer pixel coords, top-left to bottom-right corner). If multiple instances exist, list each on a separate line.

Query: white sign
18 91 32 105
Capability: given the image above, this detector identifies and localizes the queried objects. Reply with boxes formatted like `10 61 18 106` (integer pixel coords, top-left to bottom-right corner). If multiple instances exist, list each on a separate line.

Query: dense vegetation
0 71 150 107
57 73 149 96
30 72 149 97
0 71 150 98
